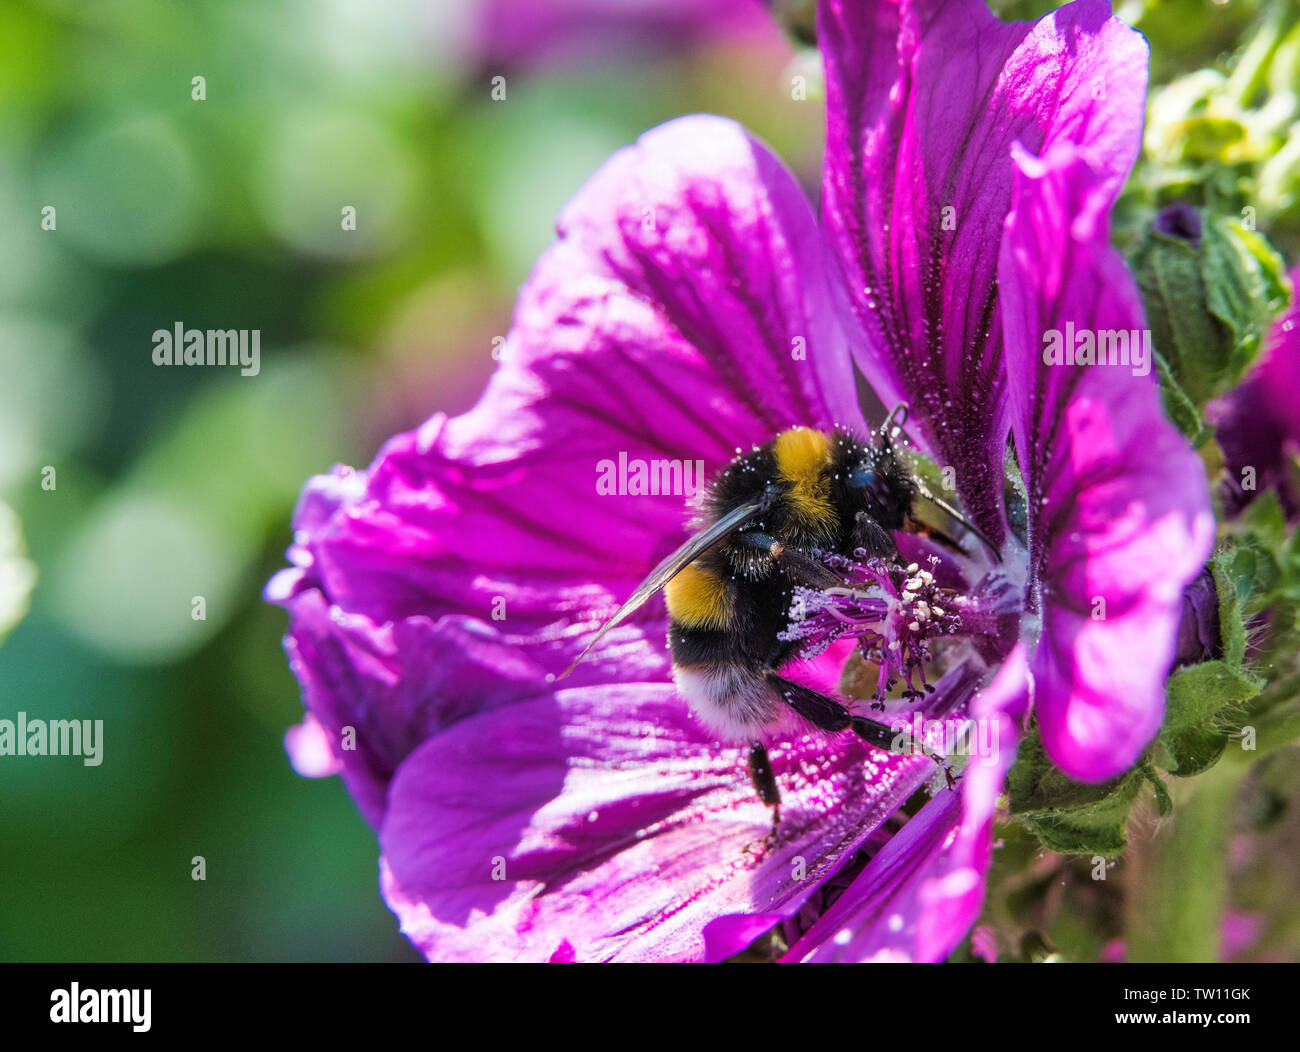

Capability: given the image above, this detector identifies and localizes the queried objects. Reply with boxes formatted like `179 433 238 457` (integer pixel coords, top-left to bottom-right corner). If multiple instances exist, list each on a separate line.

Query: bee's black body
564 414 975 827
663 427 914 742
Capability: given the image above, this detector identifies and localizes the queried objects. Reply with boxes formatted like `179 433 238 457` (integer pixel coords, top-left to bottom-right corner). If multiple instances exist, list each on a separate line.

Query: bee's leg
747 741 781 835
733 532 843 589
764 671 854 731
773 545 846 589
853 511 897 558
847 708 955 787
764 671 955 789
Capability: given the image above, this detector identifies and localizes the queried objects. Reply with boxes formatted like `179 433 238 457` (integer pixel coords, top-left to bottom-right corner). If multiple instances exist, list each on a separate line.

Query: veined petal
819 0 1148 547
542 113 866 445
1259 274 1300 446
377 638 980 963
998 142 1214 781
273 591 596 825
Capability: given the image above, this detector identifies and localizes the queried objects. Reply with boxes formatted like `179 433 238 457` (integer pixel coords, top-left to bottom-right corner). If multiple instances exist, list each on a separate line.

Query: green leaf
1156 660 1264 776
1132 210 1291 405
1201 215 1291 383
1153 349 1204 442
1006 732 1145 855
1239 487 1287 541
1212 550 1248 667
1134 224 1224 406
1229 491 1300 619
1152 547 1265 778
1144 763 1174 817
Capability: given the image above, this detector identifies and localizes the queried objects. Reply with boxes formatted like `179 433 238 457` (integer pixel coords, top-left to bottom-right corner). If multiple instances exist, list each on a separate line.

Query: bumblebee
563 407 995 826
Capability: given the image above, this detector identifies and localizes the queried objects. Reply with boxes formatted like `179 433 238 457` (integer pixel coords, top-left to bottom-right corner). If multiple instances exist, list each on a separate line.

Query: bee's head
844 439 915 532
844 404 1002 562
711 424 916 542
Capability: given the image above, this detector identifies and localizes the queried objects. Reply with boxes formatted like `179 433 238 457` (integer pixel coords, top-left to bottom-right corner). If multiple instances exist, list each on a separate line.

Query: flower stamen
779 552 979 703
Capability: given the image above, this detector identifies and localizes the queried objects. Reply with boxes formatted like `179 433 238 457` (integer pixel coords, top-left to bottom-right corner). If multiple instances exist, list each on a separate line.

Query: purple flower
1151 201 1202 247
1174 567 1221 669
1208 267 1300 519
267 0 1213 962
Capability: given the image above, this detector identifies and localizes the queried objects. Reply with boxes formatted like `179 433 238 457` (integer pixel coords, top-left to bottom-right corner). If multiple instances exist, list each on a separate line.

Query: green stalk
1127 760 1243 962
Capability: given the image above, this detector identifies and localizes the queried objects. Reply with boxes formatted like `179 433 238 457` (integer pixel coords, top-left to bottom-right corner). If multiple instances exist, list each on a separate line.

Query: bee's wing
557 500 764 678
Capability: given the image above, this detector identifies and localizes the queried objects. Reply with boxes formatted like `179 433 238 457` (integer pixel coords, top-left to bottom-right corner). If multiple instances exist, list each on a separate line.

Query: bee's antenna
881 402 910 437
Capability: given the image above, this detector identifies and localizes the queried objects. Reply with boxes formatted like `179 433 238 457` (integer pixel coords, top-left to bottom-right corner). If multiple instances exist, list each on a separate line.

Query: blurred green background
0 0 1295 960
0 0 812 961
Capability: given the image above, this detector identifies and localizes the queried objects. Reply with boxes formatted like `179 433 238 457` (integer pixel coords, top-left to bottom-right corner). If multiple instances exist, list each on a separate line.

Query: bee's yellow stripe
774 427 834 526
664 563 734 629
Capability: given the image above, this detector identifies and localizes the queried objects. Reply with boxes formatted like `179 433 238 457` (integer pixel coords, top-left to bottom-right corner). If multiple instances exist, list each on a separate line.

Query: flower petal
273 590 587 824
819 0 1149 546
378 645 984 962
998 142 1215 781
284 712 344 779
277 114 864 633
1207 267 1300 519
